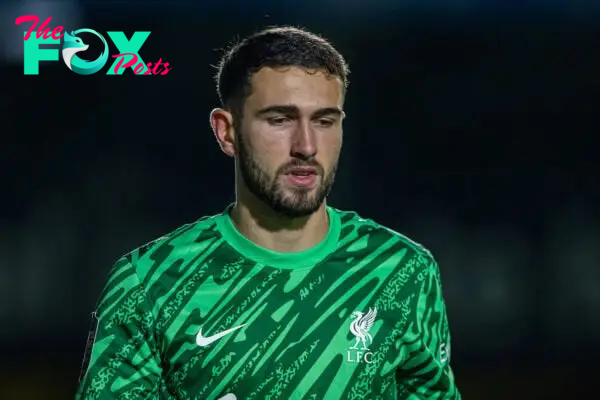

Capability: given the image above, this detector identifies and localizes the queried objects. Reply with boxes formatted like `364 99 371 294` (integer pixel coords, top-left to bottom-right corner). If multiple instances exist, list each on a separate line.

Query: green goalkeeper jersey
75 206 461 399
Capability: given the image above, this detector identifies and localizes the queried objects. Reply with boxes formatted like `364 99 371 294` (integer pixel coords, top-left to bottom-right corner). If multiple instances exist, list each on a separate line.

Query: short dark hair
215 26 349 116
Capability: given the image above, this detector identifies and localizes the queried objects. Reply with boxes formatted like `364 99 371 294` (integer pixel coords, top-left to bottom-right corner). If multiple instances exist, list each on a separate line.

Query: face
235 66 344 218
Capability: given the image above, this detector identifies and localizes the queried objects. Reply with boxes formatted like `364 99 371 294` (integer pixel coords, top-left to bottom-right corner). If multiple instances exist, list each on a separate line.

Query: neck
230 193 330 254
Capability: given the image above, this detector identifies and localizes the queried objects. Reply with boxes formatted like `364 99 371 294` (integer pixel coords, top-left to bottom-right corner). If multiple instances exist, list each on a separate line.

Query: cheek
318 131 342 166
244 126 292 170
258 136 290 167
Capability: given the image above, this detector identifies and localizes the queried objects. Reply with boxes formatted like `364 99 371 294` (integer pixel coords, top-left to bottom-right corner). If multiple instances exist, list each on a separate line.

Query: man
75 26 461 399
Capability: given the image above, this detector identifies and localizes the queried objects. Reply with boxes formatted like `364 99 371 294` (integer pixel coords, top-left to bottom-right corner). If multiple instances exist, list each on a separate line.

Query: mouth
285 166 318 177
284 166 318 188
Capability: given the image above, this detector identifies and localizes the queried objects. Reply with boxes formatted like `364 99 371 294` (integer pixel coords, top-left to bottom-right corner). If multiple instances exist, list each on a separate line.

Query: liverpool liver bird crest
349 307 377 350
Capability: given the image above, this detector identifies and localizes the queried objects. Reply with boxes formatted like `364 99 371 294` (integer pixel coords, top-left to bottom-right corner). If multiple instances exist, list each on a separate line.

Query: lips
286 166 318 176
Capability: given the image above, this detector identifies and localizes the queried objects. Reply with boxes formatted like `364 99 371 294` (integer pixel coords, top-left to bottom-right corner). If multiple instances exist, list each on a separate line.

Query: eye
267 116 290 126
317 118 335 127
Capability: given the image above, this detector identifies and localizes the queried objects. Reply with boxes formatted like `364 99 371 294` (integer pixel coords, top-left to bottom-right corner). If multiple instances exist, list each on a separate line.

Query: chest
154 265 404 399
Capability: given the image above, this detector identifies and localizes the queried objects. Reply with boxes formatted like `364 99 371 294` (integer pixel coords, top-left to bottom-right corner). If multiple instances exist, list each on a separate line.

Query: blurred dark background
1 0 599 399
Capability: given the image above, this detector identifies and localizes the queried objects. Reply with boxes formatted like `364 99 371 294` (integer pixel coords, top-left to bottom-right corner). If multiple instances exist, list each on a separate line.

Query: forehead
246 66 343 111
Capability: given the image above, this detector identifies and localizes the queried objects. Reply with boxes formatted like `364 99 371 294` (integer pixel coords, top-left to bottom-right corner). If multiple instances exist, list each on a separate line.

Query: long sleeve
396 257 461 399
75 257 163 399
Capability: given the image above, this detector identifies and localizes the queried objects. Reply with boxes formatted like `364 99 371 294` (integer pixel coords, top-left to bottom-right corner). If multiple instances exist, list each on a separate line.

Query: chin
286 185 318 194
273 192 322 217
284 187 319 201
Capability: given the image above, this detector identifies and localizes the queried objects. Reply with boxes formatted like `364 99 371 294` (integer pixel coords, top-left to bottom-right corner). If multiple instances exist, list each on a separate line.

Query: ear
209 108 236 157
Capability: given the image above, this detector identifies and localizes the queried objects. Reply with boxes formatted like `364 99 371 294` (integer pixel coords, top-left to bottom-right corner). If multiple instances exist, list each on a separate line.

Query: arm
75 257 163 399
396 257 461 399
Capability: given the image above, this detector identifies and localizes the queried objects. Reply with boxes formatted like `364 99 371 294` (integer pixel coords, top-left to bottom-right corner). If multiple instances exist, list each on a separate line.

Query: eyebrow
255 105 344 119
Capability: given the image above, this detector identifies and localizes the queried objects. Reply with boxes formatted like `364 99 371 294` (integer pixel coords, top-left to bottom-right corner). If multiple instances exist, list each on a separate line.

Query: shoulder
117 211 224 278
331 207 437 266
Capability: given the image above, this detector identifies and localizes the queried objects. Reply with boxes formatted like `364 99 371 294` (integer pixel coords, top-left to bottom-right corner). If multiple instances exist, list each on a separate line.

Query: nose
290 121 317 159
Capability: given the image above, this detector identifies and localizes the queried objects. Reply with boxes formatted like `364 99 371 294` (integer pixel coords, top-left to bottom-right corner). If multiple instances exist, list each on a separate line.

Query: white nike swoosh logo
196 323 247 347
